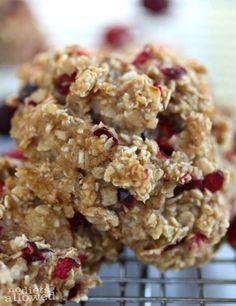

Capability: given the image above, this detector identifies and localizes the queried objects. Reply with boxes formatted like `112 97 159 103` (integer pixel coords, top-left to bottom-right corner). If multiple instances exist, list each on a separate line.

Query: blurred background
0 0 236 104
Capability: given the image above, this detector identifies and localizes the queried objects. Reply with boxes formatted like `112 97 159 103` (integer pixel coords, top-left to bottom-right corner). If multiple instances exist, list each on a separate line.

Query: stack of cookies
0 44 235 305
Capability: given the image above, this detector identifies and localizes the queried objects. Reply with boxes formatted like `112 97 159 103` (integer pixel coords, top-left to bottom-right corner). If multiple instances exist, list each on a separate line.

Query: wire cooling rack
78 244 236 306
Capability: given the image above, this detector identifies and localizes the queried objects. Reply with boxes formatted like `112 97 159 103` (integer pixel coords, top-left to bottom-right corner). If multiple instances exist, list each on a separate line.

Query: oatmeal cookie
0 157 121 304
0 236 100 305
0 235 100 305
11 44 229 270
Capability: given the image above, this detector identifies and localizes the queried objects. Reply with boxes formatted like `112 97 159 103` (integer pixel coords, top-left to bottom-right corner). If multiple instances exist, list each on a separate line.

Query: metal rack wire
82 244 236 306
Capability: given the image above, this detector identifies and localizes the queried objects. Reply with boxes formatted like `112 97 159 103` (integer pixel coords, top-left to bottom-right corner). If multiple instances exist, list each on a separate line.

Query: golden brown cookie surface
10 44 230 270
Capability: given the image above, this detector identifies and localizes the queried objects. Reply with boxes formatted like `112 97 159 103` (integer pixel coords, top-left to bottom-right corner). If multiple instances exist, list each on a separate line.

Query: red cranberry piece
68 283 81 301
117 188 135 209
0 104 16 135
18 83 39 103
28 100 37 107
158 115 178 138
78 254 87 263
0 181 5 196
104 26 131 48
132 44 152 67
93 127 118 146
6 150 25 160
68 212 89 232
181 179 204 191
22 241 45 263
54 257 79 280
228 216 236 249
160 65 186 80
156 115 181 157
57 85 71 96
55 72 77 96
174 179 204 196
203 170 224 193
142 0 169 13
57 73 77 83
157 136 174 156
174 170 224 196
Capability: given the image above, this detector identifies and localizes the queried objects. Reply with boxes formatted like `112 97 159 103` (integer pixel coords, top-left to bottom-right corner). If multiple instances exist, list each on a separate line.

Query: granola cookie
0 235 100 306
11 44 229 270
0 157 121 304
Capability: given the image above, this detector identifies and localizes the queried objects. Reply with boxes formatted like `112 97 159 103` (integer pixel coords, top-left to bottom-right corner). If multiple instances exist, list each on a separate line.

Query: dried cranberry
174 179 204 196
142 0 169 13
160 65 186 80
203 170 224 193
54 257 79 280
58 85 71 96
158 115 178 138
117 188 135 209
157 136 174 156
0 104 16 135
93 127 118 146
55 72 77 96
6 150 25 160
132 44 152 67
174 170 224 196
156 115 180 156
0 181 5 196
18 83 39 103
22 241 45 263
228 216 236 248
57 73 76 83
68 283 81 300
28 100 37 107
104 26 131 47
68 212 89 231
78 254 87 263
